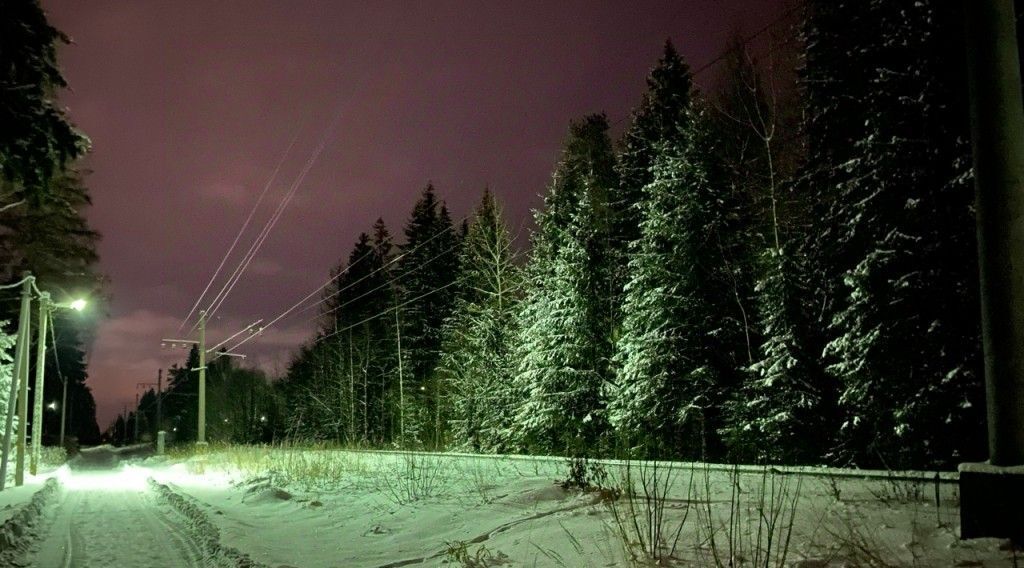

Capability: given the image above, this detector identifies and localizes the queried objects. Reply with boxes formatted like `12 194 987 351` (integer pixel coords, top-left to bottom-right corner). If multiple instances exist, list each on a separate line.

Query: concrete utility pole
58 373 67 449
133 393 140 442
197 311 207 446
30 293 49 475
157 369 162 436
961 0 1024 543
0 274 32 491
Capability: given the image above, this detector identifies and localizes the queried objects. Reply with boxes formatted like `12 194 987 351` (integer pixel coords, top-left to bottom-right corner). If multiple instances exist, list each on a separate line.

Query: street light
30 294 88 476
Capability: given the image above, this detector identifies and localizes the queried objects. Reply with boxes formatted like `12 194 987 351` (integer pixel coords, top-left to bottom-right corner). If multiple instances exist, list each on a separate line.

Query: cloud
246 258 283 276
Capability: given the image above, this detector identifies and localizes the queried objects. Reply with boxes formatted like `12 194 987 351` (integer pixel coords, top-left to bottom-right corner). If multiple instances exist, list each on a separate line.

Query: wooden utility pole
58 373 67 448
960 0 1024 542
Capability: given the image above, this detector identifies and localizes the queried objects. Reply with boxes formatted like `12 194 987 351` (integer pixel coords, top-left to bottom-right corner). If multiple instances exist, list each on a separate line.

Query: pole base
959 462 1024 543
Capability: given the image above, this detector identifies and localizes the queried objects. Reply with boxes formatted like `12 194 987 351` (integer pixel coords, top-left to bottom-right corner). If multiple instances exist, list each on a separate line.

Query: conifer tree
710 38 823 464
398 185 460 447
512 116 617 455
1 0 88 204
804 0 984 467
611 95 751 459
612 42 693 324
439 189 521 451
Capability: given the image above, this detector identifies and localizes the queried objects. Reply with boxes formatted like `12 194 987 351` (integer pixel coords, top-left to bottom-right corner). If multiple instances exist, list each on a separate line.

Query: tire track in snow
25 483 205 567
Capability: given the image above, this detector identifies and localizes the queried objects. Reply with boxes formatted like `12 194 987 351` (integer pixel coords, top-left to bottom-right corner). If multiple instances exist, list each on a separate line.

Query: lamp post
29 294 86 476
29 292 50 476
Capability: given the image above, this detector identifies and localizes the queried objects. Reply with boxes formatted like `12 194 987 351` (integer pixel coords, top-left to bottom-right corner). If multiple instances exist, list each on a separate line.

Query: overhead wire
201 109 346 326
215 208 473 355
301 236 466 328
178 125 304 332
204 5 804 359
312 244 525 348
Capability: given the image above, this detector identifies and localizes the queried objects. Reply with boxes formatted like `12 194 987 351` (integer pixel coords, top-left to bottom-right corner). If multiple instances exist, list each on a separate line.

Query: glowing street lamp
30 294 89 477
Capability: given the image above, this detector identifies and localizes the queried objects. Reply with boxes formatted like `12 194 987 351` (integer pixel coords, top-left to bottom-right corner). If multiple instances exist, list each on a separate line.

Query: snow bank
0 477 59 560
148 478 270 568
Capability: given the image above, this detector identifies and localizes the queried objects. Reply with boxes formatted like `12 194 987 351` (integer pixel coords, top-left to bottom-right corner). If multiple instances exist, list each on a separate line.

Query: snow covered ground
150 448 1016 567
2 446 1019 567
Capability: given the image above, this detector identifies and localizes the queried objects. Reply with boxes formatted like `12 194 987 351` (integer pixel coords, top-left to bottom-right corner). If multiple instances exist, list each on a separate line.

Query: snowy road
24 447 206 568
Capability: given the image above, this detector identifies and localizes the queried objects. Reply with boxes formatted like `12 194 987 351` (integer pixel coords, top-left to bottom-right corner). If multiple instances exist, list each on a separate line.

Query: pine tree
513 202 606 454
165 345 201 441
439 189 521 451
0 323 16 443
616 41 693 250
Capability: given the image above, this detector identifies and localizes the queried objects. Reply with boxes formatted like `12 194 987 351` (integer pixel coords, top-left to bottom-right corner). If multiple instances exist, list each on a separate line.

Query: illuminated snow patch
56 464 150 491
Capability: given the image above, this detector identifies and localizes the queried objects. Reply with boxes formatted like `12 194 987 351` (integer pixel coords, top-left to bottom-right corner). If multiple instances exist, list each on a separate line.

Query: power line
314 245 525 348
610 2 802 129
206 7 805 360
295 216 467 321
201 109 345 325
179 125 303 332
303 235 465 328
218 208 471 355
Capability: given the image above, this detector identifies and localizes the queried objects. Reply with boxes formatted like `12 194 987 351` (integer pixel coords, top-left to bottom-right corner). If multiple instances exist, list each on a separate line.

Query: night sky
42 0 788 429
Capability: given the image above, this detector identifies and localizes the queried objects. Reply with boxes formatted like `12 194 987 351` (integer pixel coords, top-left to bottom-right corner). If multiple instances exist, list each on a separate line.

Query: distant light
420 386 426 391
69 299 87 311
47 402 57 410
259 415 267 423
172 427 178 432
223 418 229 423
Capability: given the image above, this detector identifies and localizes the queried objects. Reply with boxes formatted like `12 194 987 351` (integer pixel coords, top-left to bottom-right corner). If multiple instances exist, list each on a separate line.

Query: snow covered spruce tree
611 108 741 459
613 40 694 332
0 323 15 439
706 37 826 464
438 189 521 452
804 0 984 468
511 115 617 456
398 184 461 448
1 0 88 205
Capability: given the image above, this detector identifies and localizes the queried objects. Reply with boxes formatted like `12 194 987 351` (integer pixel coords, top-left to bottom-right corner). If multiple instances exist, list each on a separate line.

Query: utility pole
162 312 253 447
58 373 67 449
394 301 404 446
133 393 140 443
197 310 207 446
960 0 1024 543
157 369 162 438
30 293 49 475
0 273 32 491
136 375 160 442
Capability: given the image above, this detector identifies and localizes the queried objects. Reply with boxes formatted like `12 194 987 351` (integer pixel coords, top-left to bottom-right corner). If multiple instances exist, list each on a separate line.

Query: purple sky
43 0 788 428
